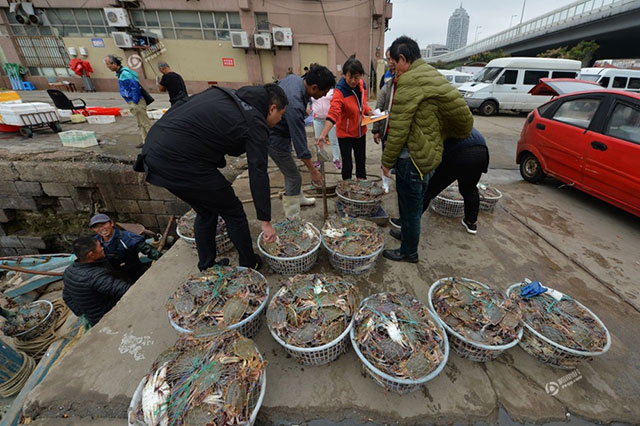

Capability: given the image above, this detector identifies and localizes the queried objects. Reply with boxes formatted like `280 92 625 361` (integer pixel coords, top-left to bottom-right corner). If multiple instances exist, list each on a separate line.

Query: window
500 70 518 85
552 71 577 79
524 70 549 85
255 12 269 30
552 98 601 128
605 103 640 143
599 76 610 88
628 78 640 90
612 76 628 88
455 75 471 83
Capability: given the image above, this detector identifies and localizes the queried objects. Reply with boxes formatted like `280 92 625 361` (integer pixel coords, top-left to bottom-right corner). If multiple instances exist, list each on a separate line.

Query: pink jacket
311 89 334 119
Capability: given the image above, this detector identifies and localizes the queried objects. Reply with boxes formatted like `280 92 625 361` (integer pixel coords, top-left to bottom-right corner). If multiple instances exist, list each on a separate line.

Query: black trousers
423 146 489 224
338 136 367 180
167 185 257 270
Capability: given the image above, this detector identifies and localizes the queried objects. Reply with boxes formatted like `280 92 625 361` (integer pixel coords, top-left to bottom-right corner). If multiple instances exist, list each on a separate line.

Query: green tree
537 41 599 66
469 49 510 63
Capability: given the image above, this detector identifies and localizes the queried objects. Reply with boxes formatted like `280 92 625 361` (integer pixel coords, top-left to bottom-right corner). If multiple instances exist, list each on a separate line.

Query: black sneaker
461 218 477 235
389 217 401 229
253 255 263 271
216 258 230 266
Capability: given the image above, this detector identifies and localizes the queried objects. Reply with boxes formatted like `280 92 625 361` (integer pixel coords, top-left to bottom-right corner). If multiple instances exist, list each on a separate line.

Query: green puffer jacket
381 59 473 176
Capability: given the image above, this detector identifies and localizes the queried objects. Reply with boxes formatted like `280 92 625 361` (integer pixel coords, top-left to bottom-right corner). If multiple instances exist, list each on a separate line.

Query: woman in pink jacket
311 89 341 169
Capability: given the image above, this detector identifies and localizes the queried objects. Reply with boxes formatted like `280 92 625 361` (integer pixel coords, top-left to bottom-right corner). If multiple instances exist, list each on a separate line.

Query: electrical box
104 8 130 27
79 47 88 56
272 27 293 46
112 32 134 48
230 31 250 48
254 33 272 50
67 47 77 56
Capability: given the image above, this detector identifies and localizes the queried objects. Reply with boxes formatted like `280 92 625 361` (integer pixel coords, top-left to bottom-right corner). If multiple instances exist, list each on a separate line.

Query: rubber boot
282 195 301 218
299 192 316 206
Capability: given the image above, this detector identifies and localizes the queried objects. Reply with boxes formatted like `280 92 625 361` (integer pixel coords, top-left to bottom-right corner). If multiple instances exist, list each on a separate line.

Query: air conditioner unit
231 31 250 48
272 27 293 46
254 33 272 50
104 8 130 27
112 32 134 48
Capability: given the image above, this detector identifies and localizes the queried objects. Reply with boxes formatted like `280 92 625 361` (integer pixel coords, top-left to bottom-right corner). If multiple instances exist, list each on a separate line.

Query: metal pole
510 14 518 28
519 0 526 25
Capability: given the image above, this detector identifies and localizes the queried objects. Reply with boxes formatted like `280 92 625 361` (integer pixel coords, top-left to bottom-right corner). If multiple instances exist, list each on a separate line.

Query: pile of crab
177 209 227 240
129 329 265 425
166 267 268 333
258 218 320 258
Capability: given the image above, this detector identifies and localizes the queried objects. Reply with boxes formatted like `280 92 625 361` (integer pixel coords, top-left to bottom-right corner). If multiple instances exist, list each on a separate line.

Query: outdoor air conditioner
112 32 134 48
272 27 293 46
104 8 130 27
231 31 250 48
254 33 272 50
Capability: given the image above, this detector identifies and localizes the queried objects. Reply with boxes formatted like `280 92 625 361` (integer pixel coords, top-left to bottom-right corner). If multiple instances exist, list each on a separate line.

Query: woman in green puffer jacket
381 36 473 263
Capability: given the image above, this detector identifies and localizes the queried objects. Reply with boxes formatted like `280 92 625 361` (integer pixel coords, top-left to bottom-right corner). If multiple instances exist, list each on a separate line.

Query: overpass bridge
427 0 640 64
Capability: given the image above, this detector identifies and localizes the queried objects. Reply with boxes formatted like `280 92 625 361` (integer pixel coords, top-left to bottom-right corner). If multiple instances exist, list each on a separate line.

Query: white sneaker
300 193 316 206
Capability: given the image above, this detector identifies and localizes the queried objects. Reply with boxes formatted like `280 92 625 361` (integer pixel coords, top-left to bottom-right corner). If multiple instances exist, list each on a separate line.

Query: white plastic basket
10 300 55 341
336 192 382 217
479 187 502 211
58 130 97 148
350 295 450 394
127 354 266 426
430 195 465 217
322 240 384 275
506 283 611 369
428 278 522 362
87 115 115 124
175 226 233 255
256 224 321 275
268 312 354 366
168 267 269 339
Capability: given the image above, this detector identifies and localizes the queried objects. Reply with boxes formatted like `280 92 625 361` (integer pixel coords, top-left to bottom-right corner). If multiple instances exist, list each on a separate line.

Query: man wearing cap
89 214 161 284
157 62 187 106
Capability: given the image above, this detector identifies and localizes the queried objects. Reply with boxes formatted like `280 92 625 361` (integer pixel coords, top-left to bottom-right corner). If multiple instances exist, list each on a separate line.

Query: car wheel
19 126 33 138
479 100 498 116
520 153 546 183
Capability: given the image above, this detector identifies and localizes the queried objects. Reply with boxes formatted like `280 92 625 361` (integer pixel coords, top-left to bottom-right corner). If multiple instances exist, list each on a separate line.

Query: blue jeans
395 157 433 256
313 118 340 161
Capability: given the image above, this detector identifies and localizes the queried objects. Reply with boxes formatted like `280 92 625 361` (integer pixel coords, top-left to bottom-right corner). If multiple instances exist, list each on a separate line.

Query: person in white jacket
311 88 341 170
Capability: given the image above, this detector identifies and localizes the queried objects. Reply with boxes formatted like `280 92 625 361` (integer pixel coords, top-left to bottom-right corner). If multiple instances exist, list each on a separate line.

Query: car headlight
465 91 473 98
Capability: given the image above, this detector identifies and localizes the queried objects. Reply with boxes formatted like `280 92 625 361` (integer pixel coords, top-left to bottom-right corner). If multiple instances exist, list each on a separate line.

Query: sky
384 0 579 50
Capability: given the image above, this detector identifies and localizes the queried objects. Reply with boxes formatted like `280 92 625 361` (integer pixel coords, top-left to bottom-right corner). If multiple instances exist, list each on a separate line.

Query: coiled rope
0 349 35 397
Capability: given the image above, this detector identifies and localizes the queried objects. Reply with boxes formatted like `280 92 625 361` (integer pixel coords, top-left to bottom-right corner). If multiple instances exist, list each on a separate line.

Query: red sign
222 58 235 67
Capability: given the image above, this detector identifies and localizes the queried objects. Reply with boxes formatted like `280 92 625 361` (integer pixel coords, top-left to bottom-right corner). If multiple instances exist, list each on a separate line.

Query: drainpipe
369 0 373 99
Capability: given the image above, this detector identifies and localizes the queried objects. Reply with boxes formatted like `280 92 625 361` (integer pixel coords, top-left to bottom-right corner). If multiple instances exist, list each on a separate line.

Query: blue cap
89 213 112 227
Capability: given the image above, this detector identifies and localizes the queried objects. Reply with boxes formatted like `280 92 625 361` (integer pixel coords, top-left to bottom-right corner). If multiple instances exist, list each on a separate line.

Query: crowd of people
63 35 489 325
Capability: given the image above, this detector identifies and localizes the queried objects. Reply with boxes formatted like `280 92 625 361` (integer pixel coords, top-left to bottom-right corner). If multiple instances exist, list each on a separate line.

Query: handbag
139 85 155 106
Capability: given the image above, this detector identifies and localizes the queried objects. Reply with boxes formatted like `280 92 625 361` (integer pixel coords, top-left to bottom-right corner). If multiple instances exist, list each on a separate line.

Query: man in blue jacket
104 55 152 147
89 213 161 284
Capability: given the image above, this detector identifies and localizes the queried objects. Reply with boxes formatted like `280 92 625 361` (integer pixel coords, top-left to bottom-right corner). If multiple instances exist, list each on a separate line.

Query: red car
516 78 640 217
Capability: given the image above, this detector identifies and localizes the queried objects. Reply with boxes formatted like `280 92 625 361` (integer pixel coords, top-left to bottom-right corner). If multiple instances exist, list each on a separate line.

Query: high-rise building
446 5 469 51
425 44 450 58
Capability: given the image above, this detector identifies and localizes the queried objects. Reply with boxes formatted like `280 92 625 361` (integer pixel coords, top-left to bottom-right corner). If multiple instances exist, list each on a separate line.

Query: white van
580 67 640 92
437 69 473 88
457 57 581 116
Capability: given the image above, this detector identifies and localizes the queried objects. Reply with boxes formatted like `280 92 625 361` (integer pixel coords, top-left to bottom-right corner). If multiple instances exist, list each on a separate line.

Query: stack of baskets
428 278 522 362
257 223 321 275
336 180 384 217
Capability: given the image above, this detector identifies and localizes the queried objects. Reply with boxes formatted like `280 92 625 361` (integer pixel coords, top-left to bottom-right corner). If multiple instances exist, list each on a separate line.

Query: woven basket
350 295 449 394
168 268 269 339
176 227 233 254
479 187 502 211
11 300 56 341
430 195 465 217
256 224 321 275
127 354 266 426
322 240 384 275
506 283 611 369
335 190 382 217
428 278 522 362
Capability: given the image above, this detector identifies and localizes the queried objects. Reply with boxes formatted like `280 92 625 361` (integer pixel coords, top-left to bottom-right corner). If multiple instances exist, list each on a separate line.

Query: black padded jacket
62 259 132 325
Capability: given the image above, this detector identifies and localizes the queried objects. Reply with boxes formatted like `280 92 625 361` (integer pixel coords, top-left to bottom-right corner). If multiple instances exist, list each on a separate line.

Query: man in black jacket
63 236 132 326
138 83 287 271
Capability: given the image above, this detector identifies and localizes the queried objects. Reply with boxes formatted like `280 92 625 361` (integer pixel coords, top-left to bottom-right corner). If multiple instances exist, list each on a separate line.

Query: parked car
516 78 640 217
437 69 473 88
580 67 640 93
458 57 581 116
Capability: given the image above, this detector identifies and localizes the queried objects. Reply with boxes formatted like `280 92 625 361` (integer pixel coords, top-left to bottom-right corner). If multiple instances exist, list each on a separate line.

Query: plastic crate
87 115 115 124
58 130 98 148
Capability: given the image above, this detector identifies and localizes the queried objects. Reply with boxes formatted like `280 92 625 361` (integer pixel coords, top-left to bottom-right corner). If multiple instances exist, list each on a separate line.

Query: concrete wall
0 159 189 256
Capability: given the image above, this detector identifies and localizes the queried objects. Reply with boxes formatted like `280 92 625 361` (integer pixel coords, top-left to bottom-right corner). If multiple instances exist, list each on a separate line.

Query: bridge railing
426 0 638 63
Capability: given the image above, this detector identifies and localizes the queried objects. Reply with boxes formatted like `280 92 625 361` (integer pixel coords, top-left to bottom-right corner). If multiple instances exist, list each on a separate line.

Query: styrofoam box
87 115 115 124
59 130 98 148
58 109 73 117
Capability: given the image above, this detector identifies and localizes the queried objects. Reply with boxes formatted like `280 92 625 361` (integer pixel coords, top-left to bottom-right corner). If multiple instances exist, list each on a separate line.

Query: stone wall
0 159 189 256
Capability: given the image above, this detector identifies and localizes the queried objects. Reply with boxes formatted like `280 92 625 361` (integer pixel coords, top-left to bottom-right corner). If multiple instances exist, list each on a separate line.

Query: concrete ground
6 95 639 424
